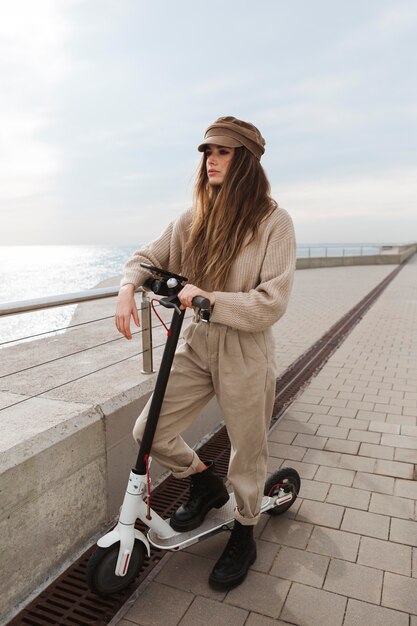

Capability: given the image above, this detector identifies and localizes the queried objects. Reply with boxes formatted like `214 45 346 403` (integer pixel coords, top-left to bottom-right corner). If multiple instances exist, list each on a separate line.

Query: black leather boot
209 520 257 590
169 461 229 532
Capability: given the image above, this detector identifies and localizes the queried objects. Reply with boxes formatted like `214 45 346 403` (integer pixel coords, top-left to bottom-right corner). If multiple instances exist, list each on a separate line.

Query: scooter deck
147 493 271 550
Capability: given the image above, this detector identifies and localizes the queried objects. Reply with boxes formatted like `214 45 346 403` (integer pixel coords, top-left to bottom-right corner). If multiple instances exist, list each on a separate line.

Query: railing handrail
0 285 143 317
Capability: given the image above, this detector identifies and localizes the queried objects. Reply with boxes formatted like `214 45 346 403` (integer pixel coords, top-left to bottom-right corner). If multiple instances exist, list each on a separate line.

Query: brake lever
159 294 182 316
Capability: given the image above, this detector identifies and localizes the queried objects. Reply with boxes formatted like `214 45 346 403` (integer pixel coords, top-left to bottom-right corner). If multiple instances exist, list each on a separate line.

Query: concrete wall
0 384 223 624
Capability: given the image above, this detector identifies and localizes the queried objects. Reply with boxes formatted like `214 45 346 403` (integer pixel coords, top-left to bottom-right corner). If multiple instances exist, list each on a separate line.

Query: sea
0 243 383 347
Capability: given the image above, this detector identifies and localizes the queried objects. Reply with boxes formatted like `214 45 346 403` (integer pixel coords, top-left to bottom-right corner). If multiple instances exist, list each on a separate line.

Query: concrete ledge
296 243 416 269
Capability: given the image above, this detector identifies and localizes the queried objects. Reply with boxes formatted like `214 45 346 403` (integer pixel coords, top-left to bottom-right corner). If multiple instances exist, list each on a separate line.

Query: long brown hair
183 146 277 290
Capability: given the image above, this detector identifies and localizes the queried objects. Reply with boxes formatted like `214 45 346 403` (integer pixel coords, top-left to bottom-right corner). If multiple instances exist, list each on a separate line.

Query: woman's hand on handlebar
115 284 140 340
178 284 215 310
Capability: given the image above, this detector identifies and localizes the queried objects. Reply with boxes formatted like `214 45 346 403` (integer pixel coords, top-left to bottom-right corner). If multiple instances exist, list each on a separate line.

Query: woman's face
205 144 235 185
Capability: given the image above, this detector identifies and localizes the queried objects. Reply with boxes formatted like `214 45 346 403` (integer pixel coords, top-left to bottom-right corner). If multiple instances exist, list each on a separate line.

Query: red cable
151 299 172 336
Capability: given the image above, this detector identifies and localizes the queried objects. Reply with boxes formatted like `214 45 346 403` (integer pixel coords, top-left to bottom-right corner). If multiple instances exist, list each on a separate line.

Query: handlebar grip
192 295 211 310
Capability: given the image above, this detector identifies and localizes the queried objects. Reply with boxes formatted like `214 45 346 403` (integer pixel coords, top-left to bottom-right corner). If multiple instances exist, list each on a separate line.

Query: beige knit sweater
121 207 296 333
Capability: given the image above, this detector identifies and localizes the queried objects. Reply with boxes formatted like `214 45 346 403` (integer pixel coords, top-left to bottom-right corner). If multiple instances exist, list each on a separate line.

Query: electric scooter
86 263 301 596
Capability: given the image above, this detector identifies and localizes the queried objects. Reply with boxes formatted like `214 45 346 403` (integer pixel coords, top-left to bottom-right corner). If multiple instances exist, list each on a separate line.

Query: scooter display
86 263 301 596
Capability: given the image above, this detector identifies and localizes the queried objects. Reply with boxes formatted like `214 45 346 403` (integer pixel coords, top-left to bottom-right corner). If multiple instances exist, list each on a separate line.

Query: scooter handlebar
192 295 211 311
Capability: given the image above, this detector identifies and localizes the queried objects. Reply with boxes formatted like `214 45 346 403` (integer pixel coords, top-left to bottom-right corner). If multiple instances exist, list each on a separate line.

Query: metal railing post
140 292 154 374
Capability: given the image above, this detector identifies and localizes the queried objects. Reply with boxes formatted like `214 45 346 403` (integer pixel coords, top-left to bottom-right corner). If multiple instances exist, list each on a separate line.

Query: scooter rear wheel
86 540 146 596
264 467 300 516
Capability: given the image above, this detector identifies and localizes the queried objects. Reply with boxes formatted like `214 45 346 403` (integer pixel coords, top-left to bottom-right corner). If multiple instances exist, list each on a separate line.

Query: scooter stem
134 306 185 475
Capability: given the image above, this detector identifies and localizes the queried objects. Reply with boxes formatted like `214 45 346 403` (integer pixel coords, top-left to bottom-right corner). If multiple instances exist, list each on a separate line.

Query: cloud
0 1 78 208
338 2 417 51
275 166 417 220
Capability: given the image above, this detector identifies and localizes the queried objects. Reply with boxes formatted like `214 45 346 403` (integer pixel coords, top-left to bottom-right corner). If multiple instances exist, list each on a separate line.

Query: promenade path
113 255 417 626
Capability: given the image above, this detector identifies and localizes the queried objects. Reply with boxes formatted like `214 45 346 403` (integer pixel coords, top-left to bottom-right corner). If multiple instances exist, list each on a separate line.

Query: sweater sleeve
120 214 185 289
210 233 296 333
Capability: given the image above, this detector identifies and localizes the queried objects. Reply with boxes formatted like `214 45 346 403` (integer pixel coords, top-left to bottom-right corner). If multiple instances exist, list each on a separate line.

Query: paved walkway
112 255 417 626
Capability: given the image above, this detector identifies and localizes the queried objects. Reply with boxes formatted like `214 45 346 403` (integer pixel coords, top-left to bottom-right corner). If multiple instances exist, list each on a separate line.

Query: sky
1 0 416 245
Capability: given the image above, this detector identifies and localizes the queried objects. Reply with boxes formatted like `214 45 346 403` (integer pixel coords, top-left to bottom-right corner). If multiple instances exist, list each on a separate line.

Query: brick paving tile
303 449 341 467
358 536 412 575
394 447 417 463
338 391 365 401
348 429 381 444
353 472 394 495
281 459 318 479
326 484 370 510
329 383 355 393
412 618 417 626
338 453 376 473
320 397 348 408
413 548 417 578
270 545 329 587
357 409 387 423
375 403 403 414
369 492 415 520
306 526 360 561
298 478 329 501
387 413 417 426
341 508 390 539
306 387 338 398
275 419 318 434
293 433 327 449
382 433 417 449
282 459 318 478
324 438 360 454
296 393 323 405
245 613 292 626
123 582 194 626
296 499 344 528
282 409 312 422
367 381 393 390
394 478 417 500
155 552 226 599
401 424 417 436
390 518 417 546
328 406 358 419
343 598 409 626
268 442 306 462
291 401 330 415
261 517 313 549
178 596 248 626
323 558 383 603
308 413 340 426
280 582 347 626
369 421 400 434
347 399 375 411
382 572 417 614
268 429 296 445
374 459 414 479
315 465 355 486
225 571 291 619
339 417 370 430
358 442 394 460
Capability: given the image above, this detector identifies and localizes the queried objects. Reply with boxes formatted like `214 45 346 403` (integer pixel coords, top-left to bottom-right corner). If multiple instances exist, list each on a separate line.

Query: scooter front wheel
264 467 300 516
86 540 146 596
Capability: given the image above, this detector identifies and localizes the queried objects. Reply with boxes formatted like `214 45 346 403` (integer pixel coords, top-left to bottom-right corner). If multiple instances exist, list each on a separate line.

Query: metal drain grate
8 261 407 625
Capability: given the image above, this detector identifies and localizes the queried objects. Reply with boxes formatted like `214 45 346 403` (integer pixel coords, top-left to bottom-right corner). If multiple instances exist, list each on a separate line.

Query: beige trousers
133 321 277 526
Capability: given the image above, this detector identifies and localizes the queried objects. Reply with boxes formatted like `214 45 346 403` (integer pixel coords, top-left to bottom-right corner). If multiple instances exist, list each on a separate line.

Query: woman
116 116 296 590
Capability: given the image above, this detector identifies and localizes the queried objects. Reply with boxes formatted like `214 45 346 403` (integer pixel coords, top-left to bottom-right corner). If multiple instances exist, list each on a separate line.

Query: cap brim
198 135 242 152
